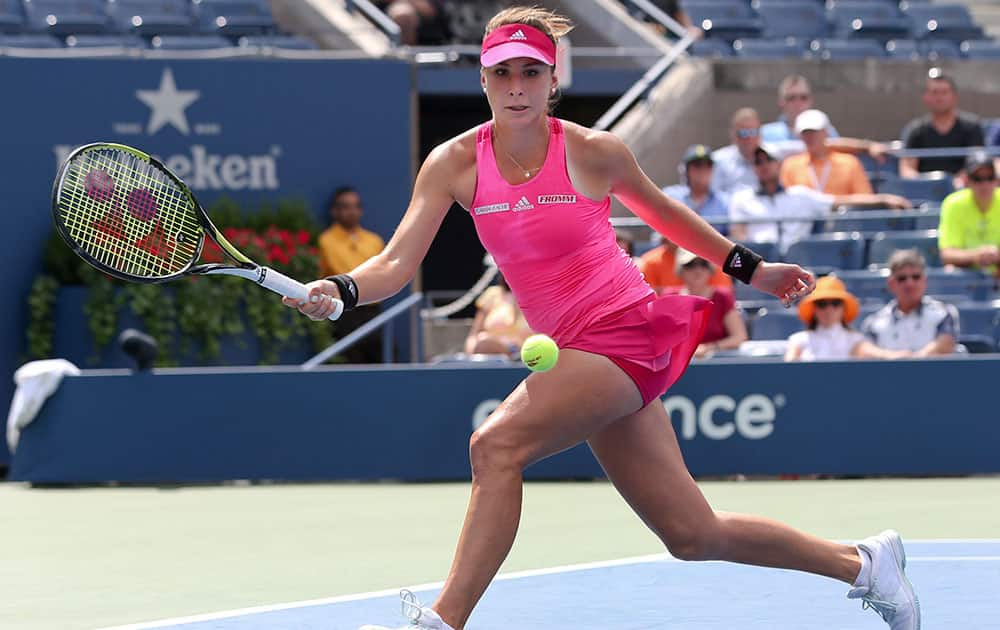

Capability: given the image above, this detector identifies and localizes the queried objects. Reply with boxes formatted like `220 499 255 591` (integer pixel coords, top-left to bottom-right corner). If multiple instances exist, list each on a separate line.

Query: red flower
297 230 311 245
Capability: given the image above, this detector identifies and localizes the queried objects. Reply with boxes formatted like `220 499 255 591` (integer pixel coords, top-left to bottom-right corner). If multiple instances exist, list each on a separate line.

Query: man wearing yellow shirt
939 152 1000 276
318 187 387 362
318 187 386 277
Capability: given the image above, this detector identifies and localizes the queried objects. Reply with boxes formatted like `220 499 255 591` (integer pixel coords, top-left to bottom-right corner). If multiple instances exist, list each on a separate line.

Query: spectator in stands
643 0 702 40
730 144 911 254
318 186 386 362
663 144 730 234
781 109 877 196
762 75 839 144
464 273 533 357
939 151 1000 276
900 68 984 179
669 249 747 358
784 276 864 361
712 108 767 195
859 250 958 358
374 0 450 46
638 236 732 294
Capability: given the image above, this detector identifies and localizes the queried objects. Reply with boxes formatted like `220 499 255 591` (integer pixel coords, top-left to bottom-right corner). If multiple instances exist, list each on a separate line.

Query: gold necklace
494 124 546 179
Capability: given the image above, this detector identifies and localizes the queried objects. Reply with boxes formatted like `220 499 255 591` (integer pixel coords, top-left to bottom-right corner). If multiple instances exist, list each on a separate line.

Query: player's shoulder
561 119 630 162
425 126 481 168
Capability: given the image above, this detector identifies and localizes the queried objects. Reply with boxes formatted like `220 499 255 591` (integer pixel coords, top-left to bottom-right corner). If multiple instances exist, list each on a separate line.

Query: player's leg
588 401 919 629
588 400 861 578
430 348 644 629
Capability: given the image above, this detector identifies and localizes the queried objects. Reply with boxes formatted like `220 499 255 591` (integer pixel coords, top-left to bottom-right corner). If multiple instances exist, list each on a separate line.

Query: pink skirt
561 294 712 406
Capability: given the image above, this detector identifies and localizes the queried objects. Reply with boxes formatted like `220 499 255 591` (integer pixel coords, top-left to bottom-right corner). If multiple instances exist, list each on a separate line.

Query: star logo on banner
136 68 200 135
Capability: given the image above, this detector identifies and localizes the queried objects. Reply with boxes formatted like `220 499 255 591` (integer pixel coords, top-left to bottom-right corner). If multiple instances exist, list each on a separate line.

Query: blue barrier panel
10 358 999 482
0 57 415 465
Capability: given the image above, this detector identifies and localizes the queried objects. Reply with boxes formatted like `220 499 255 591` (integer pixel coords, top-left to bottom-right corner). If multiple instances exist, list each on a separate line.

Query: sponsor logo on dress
473 202 510 215
537 194 576 205
512 196 535 212
509 29 527 41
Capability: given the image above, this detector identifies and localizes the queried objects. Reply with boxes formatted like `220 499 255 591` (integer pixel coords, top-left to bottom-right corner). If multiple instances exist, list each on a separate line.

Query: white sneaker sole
884 530 921 630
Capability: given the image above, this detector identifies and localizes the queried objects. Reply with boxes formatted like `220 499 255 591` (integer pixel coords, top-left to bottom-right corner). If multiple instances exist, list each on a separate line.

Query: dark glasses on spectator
736 128 759 139
814 299 843 309
969 172 996 183
893 273 924 282
783 93 811 101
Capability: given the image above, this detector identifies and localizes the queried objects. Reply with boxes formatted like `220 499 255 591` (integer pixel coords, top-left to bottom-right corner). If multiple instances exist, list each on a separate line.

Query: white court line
95 544 1000 630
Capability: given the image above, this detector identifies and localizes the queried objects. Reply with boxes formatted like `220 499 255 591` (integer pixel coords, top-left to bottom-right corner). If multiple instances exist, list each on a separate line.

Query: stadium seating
109 0 195 36
684 1 763 41
867 230 941 268
23 0 111 35
751 307 801 340
829 1 910 43
957 302 1000 350
150 34 231 49
753 1 828 40
827 209 914 234
885 39 961 60
65 33 144 47
810 38 886 60
877 176 954 204
0 32 61 46
689 38 734 57
238 35 317 50
903 3 984 42
960 40 1000 60
785 232 866 271
733 38 808 59
194 0 275 37
0 0 24 33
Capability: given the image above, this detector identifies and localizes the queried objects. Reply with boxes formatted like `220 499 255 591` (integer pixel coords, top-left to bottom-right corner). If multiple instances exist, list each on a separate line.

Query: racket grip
258 267 343 321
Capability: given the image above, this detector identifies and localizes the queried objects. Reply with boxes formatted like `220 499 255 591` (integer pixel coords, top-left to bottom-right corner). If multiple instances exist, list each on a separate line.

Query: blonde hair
484 6 574 49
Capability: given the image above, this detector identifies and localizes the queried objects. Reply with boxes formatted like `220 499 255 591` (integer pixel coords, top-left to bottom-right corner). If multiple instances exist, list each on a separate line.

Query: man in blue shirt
761 75 840 144
663 144 731 234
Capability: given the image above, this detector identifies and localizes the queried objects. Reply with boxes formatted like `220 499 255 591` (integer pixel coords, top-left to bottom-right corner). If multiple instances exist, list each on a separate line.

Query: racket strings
58 148 202 279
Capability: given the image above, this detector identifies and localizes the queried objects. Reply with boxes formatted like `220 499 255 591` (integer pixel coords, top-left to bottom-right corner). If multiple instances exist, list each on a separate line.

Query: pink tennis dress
469 118 711 405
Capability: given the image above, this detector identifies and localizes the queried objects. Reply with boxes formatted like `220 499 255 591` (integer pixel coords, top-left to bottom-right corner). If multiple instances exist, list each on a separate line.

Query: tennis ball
521 334 559 372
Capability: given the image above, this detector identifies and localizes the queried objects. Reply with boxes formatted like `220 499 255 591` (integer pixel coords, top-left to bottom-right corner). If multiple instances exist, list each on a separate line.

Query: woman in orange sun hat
784 275 864 361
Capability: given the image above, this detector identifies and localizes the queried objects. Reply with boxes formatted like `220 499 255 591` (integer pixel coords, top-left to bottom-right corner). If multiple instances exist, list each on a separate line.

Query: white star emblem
135 68 200 135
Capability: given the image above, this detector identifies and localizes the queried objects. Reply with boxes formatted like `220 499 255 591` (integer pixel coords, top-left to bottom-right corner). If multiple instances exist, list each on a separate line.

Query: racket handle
258 267 344 321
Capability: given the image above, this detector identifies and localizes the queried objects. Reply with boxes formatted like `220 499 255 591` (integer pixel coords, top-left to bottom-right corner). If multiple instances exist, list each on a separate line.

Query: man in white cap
781 110 911 205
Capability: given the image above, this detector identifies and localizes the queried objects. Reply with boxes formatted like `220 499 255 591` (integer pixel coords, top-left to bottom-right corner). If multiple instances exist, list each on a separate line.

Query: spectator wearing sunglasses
711 108 782 195
939 151 1000 276
762 76 840 144
784 276 864 361
668 249 747 358
859 250 957 358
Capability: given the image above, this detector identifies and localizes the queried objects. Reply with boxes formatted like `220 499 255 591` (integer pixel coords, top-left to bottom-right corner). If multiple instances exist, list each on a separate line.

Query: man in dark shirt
900 69 984 177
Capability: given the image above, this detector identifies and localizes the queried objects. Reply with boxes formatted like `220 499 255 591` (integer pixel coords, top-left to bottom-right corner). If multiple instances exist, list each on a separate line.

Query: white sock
853 546 873 587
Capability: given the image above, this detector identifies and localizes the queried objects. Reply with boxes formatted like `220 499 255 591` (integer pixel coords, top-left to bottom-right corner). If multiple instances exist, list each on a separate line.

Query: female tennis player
285 7 919 629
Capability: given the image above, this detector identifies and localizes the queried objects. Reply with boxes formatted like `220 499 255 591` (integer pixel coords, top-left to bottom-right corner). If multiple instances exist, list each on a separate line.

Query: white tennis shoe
848 530 921 629
359 589 455 630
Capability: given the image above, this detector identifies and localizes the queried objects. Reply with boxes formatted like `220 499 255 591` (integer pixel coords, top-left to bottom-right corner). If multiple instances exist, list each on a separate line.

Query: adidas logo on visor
509 29 527 40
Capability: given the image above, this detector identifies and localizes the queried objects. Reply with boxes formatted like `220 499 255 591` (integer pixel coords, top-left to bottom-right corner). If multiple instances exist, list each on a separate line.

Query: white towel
6 359 80 453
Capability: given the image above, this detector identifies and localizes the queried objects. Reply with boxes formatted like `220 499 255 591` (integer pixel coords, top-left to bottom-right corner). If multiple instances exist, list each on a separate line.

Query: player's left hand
750 262 815 308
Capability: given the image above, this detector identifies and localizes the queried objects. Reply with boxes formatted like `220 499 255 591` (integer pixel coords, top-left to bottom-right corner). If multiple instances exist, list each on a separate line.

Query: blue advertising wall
0 57 416 466
10 358 999 483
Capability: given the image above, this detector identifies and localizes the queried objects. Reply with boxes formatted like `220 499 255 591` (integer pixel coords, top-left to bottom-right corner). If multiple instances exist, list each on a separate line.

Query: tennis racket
51 142 343 320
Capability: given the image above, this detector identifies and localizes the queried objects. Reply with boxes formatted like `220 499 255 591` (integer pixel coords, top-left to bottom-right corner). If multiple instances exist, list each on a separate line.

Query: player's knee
468 422 524 479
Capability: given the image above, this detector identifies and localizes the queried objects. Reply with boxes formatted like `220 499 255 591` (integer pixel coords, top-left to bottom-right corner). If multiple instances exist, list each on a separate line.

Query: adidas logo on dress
513 196 535 211
732 253 742 268
509 29 527 40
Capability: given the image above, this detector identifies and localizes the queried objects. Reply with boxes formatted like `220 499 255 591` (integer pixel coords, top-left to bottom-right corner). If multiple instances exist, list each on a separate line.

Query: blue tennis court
101 540 1000 630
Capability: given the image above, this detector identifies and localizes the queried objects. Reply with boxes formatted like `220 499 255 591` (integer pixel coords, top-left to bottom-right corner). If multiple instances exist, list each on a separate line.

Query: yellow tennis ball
521 334 559 372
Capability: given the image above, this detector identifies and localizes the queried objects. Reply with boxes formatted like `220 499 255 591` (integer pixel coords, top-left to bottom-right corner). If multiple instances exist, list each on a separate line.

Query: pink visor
480 24 556 67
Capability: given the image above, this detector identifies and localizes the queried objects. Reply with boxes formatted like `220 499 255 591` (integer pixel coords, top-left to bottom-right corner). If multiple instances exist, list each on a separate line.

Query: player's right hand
282 279 341 320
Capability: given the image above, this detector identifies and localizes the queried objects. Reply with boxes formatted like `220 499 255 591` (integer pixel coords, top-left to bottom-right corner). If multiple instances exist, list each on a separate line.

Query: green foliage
28 197 334 365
